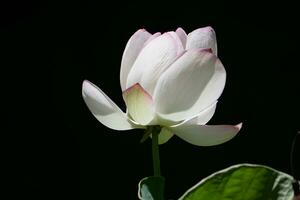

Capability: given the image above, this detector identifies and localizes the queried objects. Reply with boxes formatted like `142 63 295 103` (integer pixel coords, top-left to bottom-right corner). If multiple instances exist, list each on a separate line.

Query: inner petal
126 32 184 95
123 83 156 125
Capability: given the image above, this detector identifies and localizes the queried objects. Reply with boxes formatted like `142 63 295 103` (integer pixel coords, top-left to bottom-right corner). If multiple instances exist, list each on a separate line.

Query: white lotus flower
82 27 242 146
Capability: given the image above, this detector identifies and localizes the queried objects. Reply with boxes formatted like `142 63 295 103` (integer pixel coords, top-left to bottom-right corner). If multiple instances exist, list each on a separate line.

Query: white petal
158 127 174 145
176 27 187 48
123 83 155 125
186 26 218 55
180 101 217 125
154 49 226 122
170 123 242 146
126 32 184 95
82 80 139 130
143 32 161 47
120 29 151 91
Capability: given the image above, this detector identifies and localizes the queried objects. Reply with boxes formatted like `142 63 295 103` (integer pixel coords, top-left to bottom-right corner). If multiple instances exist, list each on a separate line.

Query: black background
2 0 300 199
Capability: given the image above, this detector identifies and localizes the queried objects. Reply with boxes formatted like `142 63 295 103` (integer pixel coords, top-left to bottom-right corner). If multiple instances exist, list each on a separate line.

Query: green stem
152 126 161 177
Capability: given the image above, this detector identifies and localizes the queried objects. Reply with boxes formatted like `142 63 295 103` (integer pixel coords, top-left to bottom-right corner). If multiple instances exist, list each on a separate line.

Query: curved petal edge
120 29 152 91
123 83 156 125
171 123 242 146
82 80 139 130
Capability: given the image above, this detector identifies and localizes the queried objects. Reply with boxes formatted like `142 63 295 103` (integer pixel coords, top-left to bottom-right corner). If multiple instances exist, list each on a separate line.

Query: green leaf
179 164 294 200
138 176 165 200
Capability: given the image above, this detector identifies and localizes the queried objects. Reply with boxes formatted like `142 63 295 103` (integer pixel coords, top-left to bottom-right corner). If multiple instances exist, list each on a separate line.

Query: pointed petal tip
235 122 243 130
187 26 214 35
133 28 151 36
205 26 213 30
123 83 152 100
199 26 215 32
82 79 90 85
152 32 162 36
124 82 141 92
82 80 99 97
138 28 147 32
82 80 92 95
175 27 187 48
176 27 185 32
82 79 89 85
83 79 96 87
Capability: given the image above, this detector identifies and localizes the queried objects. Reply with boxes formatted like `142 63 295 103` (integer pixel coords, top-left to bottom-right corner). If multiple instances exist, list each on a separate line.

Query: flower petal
143 32 161 47
180 101 217 125
126 32 184 95
82 80 139 130
186 26 218 55
170 123 242 146
176 27 187 48
158 127 174 144
120 29 152 91
123 83 155 125
154 49 226 122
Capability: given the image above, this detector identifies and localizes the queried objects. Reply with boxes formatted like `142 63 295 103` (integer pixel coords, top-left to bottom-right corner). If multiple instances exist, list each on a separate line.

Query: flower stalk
151 126 161 176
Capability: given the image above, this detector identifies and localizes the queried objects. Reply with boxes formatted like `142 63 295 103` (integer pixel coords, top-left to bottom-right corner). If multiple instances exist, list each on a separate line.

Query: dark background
2 0 299 199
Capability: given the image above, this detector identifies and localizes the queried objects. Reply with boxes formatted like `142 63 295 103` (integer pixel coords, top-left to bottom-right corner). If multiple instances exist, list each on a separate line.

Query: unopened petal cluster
82 27 242 146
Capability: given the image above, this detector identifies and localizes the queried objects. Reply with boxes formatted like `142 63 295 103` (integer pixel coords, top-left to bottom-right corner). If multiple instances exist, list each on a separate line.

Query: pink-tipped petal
123 83 156 125
143 32 161 47
154 49 226 122
120 29 152 91
126 32 185 95
170 123 242 146
176 27 187 48
186 26 218 55
82 80 139 130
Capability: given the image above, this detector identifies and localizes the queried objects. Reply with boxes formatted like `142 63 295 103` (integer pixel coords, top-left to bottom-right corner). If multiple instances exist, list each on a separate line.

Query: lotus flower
82 27 242 146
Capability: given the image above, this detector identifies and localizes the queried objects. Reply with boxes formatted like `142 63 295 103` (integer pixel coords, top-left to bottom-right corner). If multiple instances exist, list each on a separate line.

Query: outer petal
120 29 151 91
180 101 217 125
186 26 218 55
126 32 184 95
176 27 187 48
123 83 155 125
170 123 242 146
82 80 139 130
154 49 226 122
